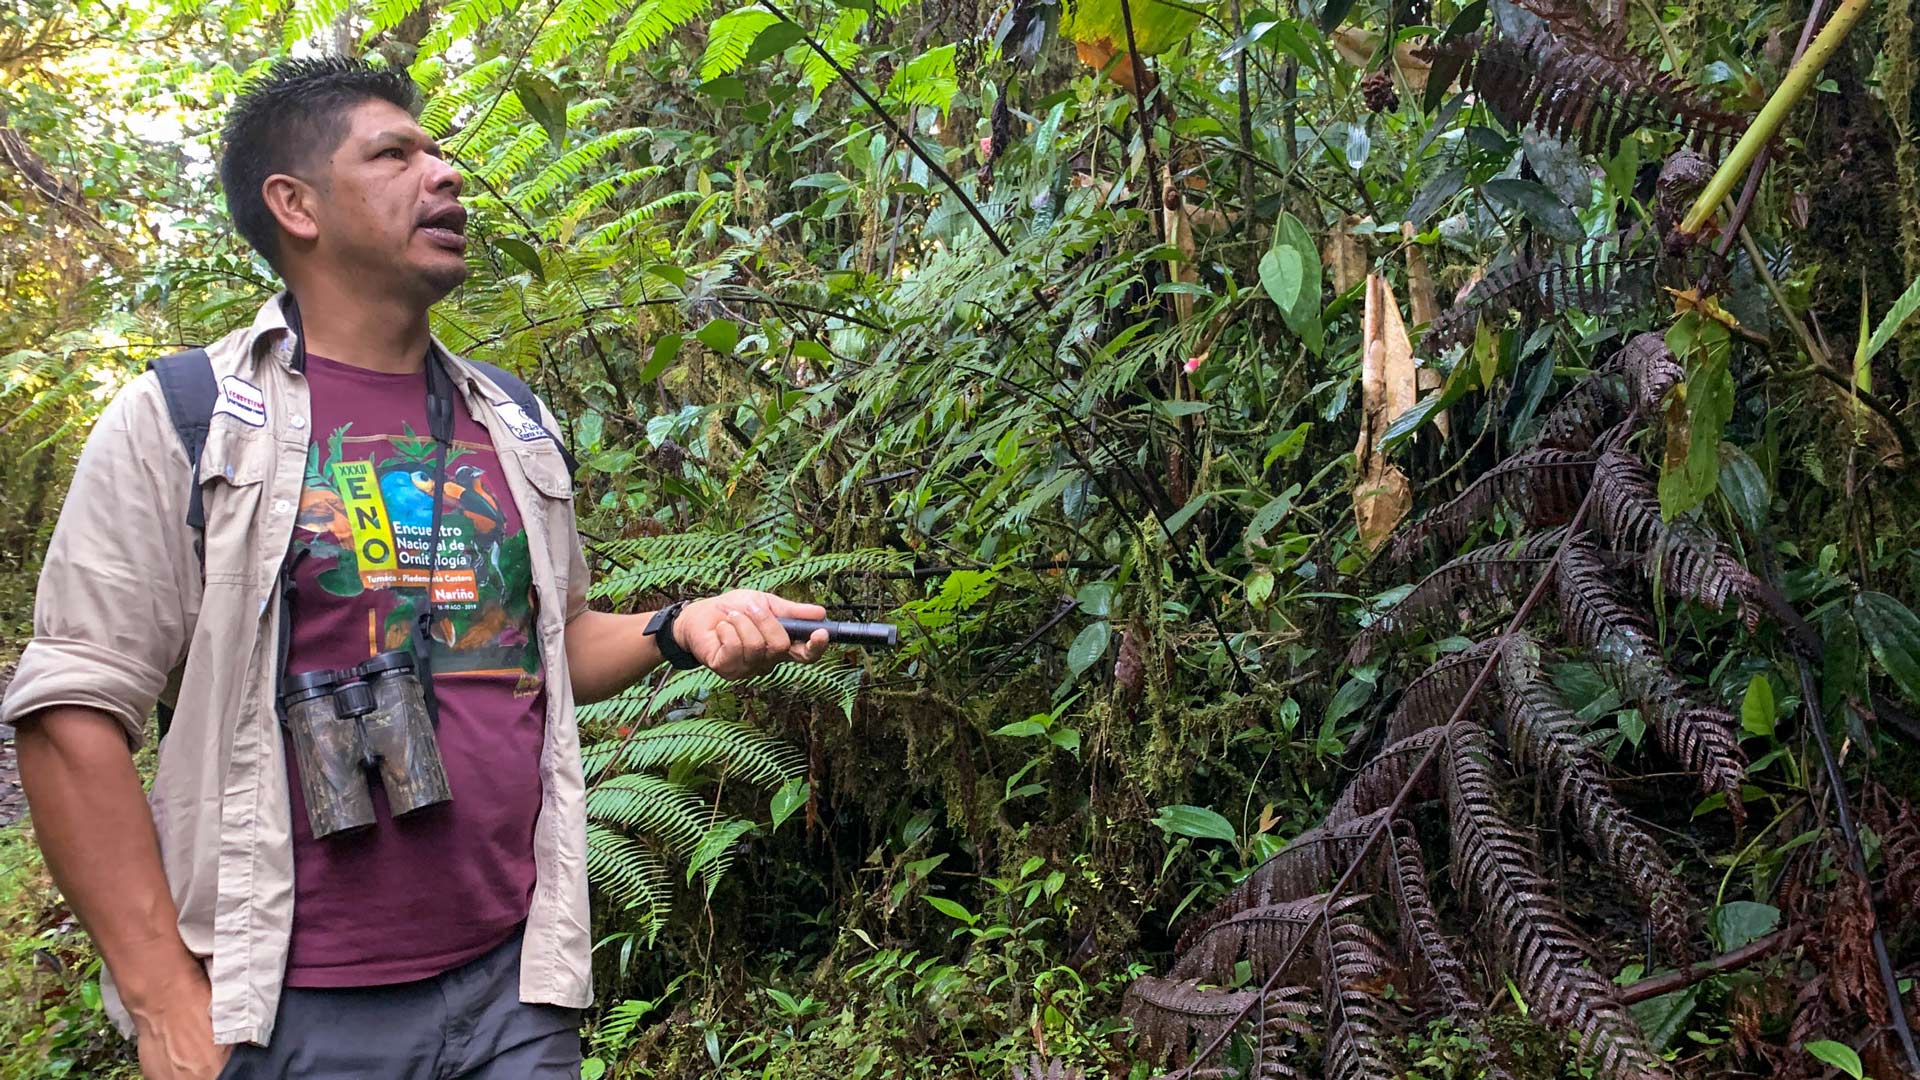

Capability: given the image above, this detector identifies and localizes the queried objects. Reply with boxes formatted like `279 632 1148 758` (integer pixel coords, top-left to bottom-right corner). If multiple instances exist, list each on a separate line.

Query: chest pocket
510 446 576 612
197 423 272 588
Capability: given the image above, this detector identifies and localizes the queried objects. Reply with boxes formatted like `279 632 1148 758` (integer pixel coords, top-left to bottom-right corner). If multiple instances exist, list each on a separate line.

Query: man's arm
15 708 228 1079
4 379 226 1078
566 593 831 704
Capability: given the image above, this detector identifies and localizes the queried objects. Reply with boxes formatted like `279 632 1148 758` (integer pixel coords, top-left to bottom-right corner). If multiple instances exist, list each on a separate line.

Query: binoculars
282 651 453 839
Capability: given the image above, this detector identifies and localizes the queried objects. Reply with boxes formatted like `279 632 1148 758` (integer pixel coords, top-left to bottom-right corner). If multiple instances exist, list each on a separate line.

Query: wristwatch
644 599 703 671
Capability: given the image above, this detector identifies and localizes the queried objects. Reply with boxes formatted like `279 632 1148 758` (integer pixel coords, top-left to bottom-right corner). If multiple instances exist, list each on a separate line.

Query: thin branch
759 0 1010 257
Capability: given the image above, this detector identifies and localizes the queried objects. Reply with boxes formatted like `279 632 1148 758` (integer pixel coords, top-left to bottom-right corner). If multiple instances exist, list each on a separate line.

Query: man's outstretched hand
676 591 830 680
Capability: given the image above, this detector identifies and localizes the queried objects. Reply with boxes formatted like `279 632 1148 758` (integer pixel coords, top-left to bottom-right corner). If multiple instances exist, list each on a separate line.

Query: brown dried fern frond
1320 899 1403 1080
1011 1056 1087 1080
1613 332 1685 415
1171 898 1325 986
1326 728 1449 827
1442 725 1674 1079
1122 976 1260 1067
1250 985 1314 1080
1554 539 1748 820
1384 638 1507 742
1592 447 1764 626
1434 20 1744 158
1495 642 1693 955
1425 244 1653 355
1389 449 1596 565
1350 530 1569 663
1386 825 1519 1080
1175 811 1387 952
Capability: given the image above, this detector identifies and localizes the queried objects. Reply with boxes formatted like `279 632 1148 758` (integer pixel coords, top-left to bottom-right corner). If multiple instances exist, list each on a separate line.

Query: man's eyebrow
370 130 444 156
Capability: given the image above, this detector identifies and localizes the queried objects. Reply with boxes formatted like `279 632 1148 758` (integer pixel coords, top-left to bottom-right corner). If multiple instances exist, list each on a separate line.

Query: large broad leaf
1153 804 1237 843
1853 591 1920 706
1057 0 1201 55
1658 311 1734 518
1484 178 1583 243
1067 622 1111 676
513 73 568 152
1259 212 1324 355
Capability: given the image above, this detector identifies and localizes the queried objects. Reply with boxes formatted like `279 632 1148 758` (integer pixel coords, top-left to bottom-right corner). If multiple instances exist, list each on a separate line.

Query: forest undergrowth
2 0 1920 1072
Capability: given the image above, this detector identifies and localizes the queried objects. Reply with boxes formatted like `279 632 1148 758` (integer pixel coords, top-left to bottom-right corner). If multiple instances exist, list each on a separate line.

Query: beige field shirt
0 294 594 1045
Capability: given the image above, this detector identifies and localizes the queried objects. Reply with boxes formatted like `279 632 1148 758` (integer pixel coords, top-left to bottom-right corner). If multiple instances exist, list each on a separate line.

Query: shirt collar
241 291 493 406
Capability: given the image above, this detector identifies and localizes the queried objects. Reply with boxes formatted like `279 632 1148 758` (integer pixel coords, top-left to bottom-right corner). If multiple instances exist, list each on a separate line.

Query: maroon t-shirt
282 353 546 987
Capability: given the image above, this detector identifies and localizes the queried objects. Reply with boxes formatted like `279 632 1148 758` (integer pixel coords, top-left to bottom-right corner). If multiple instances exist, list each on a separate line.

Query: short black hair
219 57 418 270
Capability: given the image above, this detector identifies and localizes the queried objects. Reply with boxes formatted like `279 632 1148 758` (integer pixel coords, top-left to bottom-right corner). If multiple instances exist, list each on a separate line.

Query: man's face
298 98 468 301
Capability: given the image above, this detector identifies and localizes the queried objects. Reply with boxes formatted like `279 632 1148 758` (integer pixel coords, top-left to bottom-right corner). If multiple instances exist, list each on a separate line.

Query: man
4 57 827 1079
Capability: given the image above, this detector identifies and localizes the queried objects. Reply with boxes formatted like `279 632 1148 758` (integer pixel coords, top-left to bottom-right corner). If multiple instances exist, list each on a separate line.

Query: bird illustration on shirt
411 464 506 535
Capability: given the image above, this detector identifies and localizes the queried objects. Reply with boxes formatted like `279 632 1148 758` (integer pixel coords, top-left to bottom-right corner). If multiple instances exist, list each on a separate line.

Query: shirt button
290 416 306 430
273 499 292 514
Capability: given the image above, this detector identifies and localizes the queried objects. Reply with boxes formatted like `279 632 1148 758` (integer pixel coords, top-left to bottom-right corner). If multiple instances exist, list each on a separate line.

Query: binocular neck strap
411 350 458 727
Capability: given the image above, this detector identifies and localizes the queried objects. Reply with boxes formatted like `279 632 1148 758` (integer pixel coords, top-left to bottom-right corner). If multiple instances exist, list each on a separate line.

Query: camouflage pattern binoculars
281 651 453 839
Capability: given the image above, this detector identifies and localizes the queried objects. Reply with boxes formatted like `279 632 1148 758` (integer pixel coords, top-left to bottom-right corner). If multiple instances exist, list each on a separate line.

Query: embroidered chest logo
493 400 546 443
213 375 268 428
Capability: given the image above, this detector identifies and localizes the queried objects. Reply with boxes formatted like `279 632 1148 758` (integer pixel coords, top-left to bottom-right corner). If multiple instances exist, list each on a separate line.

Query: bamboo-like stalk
1679 0 1875 235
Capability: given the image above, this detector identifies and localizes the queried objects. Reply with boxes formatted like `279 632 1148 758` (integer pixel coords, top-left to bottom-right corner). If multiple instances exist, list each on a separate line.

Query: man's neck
286 277 434 374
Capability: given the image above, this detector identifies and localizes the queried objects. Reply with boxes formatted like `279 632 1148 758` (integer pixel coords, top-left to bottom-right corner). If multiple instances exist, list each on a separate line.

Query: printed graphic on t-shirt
295 421 540 685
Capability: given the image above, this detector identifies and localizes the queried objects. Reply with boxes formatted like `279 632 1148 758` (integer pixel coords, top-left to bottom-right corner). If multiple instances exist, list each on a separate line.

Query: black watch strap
645 600 702 671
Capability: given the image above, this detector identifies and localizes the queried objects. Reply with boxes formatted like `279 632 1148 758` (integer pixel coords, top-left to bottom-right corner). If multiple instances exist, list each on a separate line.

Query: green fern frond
653 659 865 717
586 772 710 847
362 0 430 38
510 131 648 207
799 9 865 98
578 718 804 785
530 0 628 65
884 44 958 114
737 548 912 591
581 191 704 248
418 0 517 61
585 825 672 938
607 0 713 65
418 56 510 135
700 8 781 80
686 818 755 897
282 0 352 48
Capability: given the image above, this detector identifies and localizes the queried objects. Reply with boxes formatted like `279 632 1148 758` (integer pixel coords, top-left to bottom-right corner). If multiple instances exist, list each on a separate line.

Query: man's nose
428 155 463 197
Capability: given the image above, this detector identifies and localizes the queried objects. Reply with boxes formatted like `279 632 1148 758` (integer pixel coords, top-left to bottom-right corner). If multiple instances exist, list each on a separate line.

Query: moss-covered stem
1680 0 1876 235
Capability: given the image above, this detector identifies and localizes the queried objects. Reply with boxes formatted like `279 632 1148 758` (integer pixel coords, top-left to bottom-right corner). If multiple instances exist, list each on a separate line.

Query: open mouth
418 206 469 252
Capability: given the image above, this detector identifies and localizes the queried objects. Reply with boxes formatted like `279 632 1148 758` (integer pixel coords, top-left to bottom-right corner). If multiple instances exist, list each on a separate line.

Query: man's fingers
728 608 769 657
764 594 828 622
745 602 791 654
789 629 829 663
712 619 742 672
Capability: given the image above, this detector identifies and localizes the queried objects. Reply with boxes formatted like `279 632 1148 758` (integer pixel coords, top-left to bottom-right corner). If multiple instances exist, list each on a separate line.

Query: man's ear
261 174 322 245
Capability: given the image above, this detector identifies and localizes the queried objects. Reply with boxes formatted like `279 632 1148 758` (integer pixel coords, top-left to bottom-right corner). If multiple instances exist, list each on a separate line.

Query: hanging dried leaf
1403 222 1450 438
1354 273 1419 550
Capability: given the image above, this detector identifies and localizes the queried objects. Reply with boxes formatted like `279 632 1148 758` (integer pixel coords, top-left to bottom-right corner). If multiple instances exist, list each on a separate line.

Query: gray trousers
220 928 582 1079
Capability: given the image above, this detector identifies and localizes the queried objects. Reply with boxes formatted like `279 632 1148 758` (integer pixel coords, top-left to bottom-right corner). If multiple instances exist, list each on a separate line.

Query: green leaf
1806 1040 1864 1079
1067 622 1111 676
1260 212 1324 354
513 73 568 152
1245 484 1300 547
743 19 804 64
1628 985 1699 1053
1484 178 1584 243
1740 675 1775 737
1048 727 1081 753
639 333 684 383
1658 314 1734 518
1153 804 1237 843
992 717 1050 737
1854 591 1920 705
1712 901 1779 950
1864 271 1920 362
1718 445 1769 531
924 895 976 924
1161 490 1213 536
494 237 545 281
769 777 807 831
695 318 739 353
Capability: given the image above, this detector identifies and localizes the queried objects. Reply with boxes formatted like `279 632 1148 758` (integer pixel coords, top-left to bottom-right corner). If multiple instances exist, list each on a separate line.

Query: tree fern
282 0 352 48
510 130 649 207
362 0 430 39
417 0 519 66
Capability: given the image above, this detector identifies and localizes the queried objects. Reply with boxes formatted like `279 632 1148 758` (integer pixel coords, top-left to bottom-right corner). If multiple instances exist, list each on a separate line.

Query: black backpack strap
463 358 578 475
148 348 218 565
146 347 214 741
